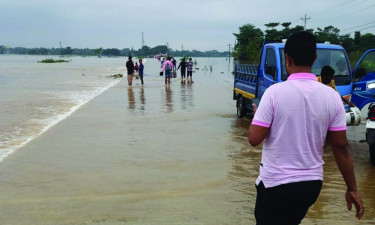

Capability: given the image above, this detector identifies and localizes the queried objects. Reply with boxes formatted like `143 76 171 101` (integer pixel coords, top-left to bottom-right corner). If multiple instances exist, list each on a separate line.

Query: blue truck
233 42 375 123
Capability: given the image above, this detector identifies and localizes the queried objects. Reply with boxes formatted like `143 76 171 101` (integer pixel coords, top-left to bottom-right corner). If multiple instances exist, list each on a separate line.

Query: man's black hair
128 55 132 60
284 31 316 67
321 66 335 78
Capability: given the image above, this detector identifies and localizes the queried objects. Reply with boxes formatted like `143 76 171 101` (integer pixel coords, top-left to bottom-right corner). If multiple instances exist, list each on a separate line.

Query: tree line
0 45 229 58
233 23 375 66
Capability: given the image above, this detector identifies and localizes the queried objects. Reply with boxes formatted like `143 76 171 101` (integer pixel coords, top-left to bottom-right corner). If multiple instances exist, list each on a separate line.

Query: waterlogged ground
0 56 373 224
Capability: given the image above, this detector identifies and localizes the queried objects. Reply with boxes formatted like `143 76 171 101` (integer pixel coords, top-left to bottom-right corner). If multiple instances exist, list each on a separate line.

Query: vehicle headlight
367 82 375 89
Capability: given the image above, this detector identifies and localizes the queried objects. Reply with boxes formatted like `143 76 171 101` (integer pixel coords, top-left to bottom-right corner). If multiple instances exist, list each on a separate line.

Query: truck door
258 47 277 99
352 49 375 110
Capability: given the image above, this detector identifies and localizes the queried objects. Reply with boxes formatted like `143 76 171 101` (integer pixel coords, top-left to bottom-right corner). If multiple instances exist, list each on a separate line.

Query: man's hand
346 190 364 219
329 130 364 220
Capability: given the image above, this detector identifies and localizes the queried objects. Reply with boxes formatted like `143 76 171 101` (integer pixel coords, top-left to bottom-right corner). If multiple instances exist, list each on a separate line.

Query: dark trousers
255 180 322 225
139 74 144 85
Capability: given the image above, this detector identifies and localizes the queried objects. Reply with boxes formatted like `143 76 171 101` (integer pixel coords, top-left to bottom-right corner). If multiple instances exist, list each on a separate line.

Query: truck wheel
370 144 375 166
237 96 247 118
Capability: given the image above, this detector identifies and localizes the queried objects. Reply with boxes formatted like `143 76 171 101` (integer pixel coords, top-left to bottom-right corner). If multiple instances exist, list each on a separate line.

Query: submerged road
0 58 373 224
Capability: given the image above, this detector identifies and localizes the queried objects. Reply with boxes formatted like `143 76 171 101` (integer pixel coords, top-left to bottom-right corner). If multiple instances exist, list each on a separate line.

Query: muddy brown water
0 57 373 224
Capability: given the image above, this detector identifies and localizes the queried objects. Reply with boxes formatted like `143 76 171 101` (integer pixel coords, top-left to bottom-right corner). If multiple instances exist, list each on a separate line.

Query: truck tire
370 144 375 166
237 96 247 118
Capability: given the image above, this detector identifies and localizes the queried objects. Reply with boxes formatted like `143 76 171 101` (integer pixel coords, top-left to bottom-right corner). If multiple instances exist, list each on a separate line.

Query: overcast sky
1 0 374 51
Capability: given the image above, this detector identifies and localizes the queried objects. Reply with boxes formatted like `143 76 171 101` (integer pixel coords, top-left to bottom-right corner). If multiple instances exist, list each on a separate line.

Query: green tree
233 24 264 61
149 45 168 55
101 48 120 56
138 45 151 56
265 22 281 40
280 22 292 39
60 47 73 55
339 34 353 52
314 26 340 44
93 48 102 56
0 46 5 54
361 33 375 51
354 31 361 46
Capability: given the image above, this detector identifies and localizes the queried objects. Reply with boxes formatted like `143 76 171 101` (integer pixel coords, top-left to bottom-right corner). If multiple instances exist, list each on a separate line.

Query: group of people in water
161 57 194 85
125 56 144 86
125 55 195 86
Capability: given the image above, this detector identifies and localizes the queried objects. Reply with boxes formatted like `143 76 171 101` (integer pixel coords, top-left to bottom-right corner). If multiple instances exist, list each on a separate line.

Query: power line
326 0 358 10
345 24 375 34
358 3 375 11
300 0 369 25
328 0 372 18
308 0 357 16
341 21 375 32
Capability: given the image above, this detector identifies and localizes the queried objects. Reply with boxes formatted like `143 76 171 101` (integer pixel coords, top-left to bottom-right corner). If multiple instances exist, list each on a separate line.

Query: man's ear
285 54 292 67
313 53 317 64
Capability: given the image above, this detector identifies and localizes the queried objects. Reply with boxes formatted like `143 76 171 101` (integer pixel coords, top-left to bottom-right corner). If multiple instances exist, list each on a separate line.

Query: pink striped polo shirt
252 73 346 188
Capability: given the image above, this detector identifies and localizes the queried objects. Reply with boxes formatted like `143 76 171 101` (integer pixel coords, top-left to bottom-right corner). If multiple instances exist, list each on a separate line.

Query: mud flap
366 128 375 145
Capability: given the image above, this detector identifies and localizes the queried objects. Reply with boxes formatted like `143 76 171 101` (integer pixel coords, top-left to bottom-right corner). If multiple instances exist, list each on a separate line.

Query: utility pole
141 32 145 48
59 41 62 55
181 44 184 57
300 14 311 30
227 44 231 61
166 42 169 55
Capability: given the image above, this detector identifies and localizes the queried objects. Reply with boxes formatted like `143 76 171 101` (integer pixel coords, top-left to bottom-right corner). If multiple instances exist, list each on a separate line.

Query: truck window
280 48 351 85
265 48 277 80
354 51 375 82
280 50 288 81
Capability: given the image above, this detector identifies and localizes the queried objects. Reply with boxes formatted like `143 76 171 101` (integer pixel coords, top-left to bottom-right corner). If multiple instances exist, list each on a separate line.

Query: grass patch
38 58 70 63
106 74 123 78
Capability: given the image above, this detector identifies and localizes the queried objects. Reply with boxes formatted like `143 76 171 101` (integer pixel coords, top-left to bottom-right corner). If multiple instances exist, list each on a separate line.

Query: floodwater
0 55 374 224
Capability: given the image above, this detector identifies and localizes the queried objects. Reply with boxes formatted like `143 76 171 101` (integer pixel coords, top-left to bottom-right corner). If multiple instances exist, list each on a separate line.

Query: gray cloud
1 0 374 51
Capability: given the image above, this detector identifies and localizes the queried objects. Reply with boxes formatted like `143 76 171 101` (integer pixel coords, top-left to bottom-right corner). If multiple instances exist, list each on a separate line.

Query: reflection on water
127 87 135 110
127 87 147 113
164 86 173 113
180 82 194 111
227 117 260 223
227 117 375 223
140 87 145 111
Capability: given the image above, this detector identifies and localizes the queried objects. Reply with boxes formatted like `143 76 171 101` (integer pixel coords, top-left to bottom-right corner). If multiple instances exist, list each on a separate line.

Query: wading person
177 58 187 82
162 57 173 86
172 57 177 71
138 59 144 85
126 56 135 86
318 65 355 107
134 62 139 74
187 58 194 82
248 31 364 224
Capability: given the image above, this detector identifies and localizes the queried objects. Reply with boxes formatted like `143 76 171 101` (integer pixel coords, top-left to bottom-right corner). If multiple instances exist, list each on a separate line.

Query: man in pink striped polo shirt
248 31 364 224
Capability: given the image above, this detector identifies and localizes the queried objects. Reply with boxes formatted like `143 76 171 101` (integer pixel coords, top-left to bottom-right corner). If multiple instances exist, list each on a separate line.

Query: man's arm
328 130 364 219
341 96 355 107
248 103 270 147
248 124 269 147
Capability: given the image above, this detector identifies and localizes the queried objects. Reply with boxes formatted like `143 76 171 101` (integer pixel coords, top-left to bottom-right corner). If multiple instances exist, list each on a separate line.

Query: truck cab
234 42 353 117
351 49 375 112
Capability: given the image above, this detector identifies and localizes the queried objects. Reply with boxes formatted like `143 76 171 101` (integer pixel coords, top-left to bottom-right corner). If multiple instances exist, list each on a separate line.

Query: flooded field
0 56 373 224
